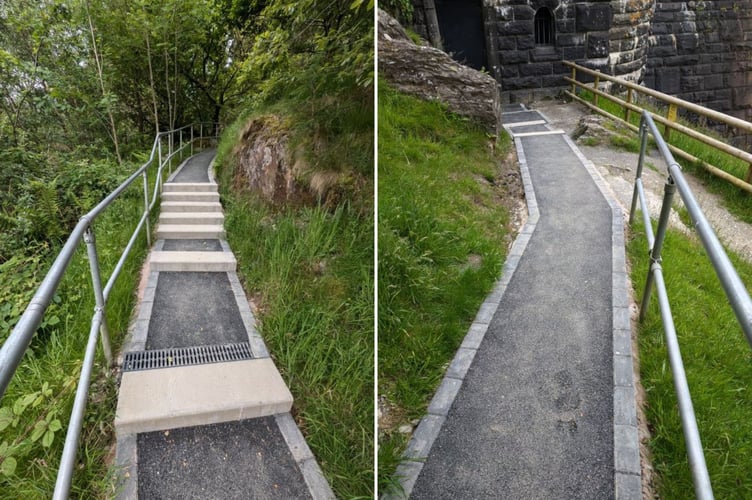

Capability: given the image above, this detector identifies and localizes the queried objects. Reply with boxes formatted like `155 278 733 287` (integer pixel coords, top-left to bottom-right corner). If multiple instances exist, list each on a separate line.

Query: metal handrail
0 122 219 498
629 111 752 500
564 61 752 193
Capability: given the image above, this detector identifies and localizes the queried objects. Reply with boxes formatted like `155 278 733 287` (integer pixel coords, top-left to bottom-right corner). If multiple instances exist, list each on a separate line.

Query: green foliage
628 222 752 498
377 82 512 489
236 0 373 106
380 0 414 24
212 184 374 498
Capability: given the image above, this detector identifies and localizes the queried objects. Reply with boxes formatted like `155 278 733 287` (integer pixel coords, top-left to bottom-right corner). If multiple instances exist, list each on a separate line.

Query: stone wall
645 1 752 124
411 0 654 101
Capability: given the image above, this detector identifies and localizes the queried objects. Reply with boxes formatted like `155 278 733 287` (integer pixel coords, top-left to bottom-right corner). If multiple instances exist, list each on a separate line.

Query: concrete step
163 182 218 193
115 358 293 434
162 192 219 203
156 224 225 239
158 212 224 225
150 251 236 272
160 201 222 213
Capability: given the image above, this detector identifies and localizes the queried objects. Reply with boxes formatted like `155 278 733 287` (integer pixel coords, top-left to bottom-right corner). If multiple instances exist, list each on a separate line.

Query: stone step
163 182 218 193
156 224 225 239
150 251 236 272
161 201 223 213
162 192 219 203
158 212 224 225
115 358 293 434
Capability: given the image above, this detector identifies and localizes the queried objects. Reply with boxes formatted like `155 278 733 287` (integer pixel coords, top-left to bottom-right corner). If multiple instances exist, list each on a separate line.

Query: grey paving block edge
114 432 138 500
561 134 641 499
383 130 541 500
275 413 336 500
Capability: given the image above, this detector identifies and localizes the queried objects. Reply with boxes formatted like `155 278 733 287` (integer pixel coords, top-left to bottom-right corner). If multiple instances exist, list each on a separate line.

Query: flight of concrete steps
114 156 332 498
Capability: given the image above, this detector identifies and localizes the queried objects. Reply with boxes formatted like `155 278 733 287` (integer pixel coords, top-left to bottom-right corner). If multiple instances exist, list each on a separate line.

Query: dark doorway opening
534 8 555 46
434 0 487 71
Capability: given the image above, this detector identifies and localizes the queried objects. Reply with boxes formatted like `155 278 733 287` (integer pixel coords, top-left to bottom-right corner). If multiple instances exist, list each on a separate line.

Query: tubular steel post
82 226 113 366
52 310 103 500
142 171 151 247
168 133 173 175
652 269 715 500
629 121 650 224
190 126 194 156
640 178 676 321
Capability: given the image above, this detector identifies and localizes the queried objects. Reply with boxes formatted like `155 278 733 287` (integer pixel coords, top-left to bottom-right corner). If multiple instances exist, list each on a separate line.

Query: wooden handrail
563 61 752 192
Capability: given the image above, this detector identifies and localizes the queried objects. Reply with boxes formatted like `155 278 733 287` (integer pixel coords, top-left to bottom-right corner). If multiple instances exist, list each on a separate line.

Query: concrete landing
161 201 223 213
390 106 639 499
155 223 225 239
149 251 236 272
116 358 293 434
163 182 218 192
161 191 220 203
158 212 225 225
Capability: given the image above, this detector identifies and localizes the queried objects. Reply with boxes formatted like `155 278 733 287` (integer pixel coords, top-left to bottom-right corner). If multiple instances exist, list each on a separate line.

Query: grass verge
0 161 154 496
628 221 752 498
213 105 374 498
377 82 516 492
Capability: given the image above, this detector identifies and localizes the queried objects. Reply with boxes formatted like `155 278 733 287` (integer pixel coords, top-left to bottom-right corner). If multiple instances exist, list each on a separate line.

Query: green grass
377 82 513 491
213 105 373 498
576 88 752 223
628 221 752 498
0 164 154 496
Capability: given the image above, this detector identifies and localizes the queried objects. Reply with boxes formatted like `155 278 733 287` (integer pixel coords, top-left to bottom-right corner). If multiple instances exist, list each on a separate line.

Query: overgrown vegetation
211 1 374 497
628 222 752 498
576 88 752 223
1 0 373 495
377 82 514 491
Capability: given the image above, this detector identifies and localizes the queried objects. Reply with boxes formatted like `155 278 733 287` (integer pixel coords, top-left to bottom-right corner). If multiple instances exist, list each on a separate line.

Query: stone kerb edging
560 134 641 499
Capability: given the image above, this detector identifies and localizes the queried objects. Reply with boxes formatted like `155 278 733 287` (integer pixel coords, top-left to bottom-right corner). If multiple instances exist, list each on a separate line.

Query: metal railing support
639 178 675 321
627 110 752 498
82 226 113 366
142 172 151 247
0 122 220 497
52 309 103 499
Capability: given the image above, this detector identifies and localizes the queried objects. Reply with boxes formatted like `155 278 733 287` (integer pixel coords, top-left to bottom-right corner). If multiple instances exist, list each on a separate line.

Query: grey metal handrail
0 122 219 498
629 111 752 499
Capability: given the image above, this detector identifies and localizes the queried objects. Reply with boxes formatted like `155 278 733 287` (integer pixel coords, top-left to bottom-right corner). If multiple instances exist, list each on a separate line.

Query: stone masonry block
576 4 612 32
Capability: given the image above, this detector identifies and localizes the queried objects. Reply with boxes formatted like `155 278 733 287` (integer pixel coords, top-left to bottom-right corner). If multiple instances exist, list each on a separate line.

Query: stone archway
434 0 488 71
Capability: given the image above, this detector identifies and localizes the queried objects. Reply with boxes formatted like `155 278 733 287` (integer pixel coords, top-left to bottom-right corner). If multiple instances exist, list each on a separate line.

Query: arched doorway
434 0 488 71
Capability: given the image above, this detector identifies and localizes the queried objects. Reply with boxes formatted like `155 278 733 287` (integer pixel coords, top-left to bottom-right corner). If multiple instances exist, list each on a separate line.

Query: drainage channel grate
123 342 252 372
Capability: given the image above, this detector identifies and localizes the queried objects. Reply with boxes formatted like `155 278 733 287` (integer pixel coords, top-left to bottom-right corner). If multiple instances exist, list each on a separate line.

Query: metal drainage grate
122 342 253 372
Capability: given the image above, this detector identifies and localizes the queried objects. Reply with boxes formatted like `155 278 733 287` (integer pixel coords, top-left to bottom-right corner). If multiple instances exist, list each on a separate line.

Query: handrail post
640 177 677 321
666 103 678 141
625 88 633 124
629 119 650 224
190 126 194 156
179 129 183 159
168 133 173 175
82 227 113 366
571 65 576 95
142 172 151 247
593 71 600 107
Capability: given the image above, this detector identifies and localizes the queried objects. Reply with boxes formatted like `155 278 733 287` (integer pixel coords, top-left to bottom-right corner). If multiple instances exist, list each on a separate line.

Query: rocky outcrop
231 115 312 205
378 9 502 135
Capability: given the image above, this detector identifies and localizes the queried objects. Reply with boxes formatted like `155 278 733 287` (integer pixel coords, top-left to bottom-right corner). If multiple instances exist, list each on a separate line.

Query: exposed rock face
378 8 502 134
231 115 311 204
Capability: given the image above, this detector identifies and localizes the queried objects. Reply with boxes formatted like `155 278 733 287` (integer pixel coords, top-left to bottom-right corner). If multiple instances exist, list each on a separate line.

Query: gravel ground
531 99 752 262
